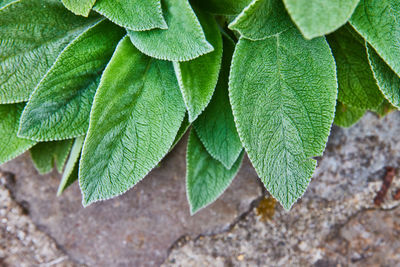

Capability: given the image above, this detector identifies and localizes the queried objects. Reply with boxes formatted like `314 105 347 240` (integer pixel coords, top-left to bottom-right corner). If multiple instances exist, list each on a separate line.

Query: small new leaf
30 140 73 174
61 0 96 17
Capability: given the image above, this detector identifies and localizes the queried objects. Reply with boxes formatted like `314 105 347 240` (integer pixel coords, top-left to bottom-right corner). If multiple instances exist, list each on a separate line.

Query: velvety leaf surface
194 36 242 169
367 45 400 109
230 29 337 210
18 20 125 142
229 0 293 40
326 25 384 109
57 137 84 195
61 0 96 16
283 0 360 39
94 0 167 31
0 104 36 165
186 130 244 214
128 0 213 61
30 140 73 174
0 0 14 8
80 37 186 206
334 101 365 128
171 114 190 150
191 0 251 15
350 0 400 77
0 0 100 104
174 10 222 122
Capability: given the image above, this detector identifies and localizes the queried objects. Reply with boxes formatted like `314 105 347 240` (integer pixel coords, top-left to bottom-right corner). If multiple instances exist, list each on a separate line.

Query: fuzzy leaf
191 0 251 15
128 0 213 61
171 114 190 150
94 0 167 31
230 29 337 210
18 20 125 142
186 130 244 214
0 104 36 165
61 0 96 16
229 0 293 40
57 137 84 195
350 0 400 77
283 0 360 39
30 140 73 174
0 0 14 8
194 36 242 169
367 44 400 109
80 37 186 206
0 0 100 104
334 101 365 128
326 25 384 109
174 10 222 122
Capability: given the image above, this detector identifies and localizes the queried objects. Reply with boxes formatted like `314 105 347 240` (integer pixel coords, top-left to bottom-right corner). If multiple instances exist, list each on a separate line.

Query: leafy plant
1 0 399 213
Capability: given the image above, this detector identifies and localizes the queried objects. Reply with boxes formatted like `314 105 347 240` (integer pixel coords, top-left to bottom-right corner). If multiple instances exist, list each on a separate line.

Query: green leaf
191 0 251 15
128 0 213 61
367 44 400 109
194 36 242 169
94 0 167 31
61 0 96 16
0 104 36 165
80 37 186 206
283 0 360 39
173 9 222 122
0 0 100 104
0 0 15 8
326 25 384 109
371 99 396 118
350 0 400 77
57 137 84 195
186 130 244 214
229 29 337 210
18 20 125 142
229 0 293 40
334 101 365 128
171 114 190 150
30 140 73 174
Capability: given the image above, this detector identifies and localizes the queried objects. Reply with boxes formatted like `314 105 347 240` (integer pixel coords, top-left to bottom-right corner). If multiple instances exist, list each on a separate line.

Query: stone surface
163 112 400 266
0 137 262 267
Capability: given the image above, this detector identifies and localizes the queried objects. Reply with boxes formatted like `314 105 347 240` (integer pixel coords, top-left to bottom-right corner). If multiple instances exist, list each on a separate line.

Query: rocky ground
1 112 400 266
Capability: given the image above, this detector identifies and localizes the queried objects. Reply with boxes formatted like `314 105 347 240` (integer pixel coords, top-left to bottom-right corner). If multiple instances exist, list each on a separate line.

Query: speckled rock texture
1 112 400 266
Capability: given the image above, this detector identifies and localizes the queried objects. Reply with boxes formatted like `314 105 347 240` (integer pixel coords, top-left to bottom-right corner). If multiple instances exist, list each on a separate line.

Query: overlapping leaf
350 0 400 77
334 101 365 128
326 25 384 109
186 130 244 214
230 28 337 210
61 0 96 16
128 0 213 61
0 104 36 165
30 140 73 174
174 9 222 122
283 0 360 39
80 37 186 206
0 0 100 104
191 0 251 15
229 0 293 40
194 36 242 169
18 20 125 141
94 0 167 31
0 0 14 8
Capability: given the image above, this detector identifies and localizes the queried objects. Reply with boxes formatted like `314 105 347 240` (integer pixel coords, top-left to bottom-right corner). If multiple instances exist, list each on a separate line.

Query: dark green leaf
334 101 365 128
30 140 73 174
191 0 251 15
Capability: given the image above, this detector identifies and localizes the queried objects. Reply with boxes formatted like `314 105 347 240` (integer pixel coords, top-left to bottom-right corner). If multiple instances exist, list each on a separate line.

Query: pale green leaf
173 9 222 122
128 0 213 61
194 36 242 169
230 29 337 210
283 0 360 39
334 101 365 128
0 104 36 165
61 0 96 16
18 20 125 142
0 0 100 104
30 140 73 174
80 37 186 206
0 0 15 8
350 0 400 77
186 130 244 214
229 0 293 40
367 44 400 109
326 25 384 109
57 136 84 195
191 0 251 15
94 0 167 31
171 114 190 150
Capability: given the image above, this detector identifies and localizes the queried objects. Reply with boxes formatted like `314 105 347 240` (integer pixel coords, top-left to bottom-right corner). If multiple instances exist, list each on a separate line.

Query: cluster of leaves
1 0 399 213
